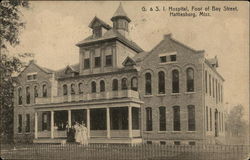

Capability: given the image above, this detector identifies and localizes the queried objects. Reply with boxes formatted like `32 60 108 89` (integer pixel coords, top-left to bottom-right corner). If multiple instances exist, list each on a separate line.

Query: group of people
66 121 88 145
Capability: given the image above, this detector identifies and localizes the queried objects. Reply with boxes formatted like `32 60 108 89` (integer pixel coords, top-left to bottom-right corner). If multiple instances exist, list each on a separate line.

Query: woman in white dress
80 122 88 146
74 122 81 143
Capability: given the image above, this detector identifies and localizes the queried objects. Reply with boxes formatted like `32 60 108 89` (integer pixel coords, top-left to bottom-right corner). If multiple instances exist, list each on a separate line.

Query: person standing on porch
80 122 88 146
74 122 81 143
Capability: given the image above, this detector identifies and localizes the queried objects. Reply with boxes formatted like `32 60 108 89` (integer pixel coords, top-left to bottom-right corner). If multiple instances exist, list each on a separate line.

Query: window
170 55 176 61
205 71 207 93
159 107 166 131
160 56 167 63
210 108 212 131
27 74 37 81
158 71 165 94
112 79 118 91
91 81 96 93
146 107 152 131
78 83 83 94
216 80 218 103
42 84 47 97
105 55 112 66
93 27 101 38
172 70 179 93
121 78 128 90
131 77 138 91
42 113 48 131
189 141 196 145
187 68 194 92
188 105 195 131
147 141 152 145
26 87 30 104
174 141 180 145
71 84 75 95
160 141 166 145
145 73 152 95
25 114 30 133
27 75 32 80
63 84 68 96
206 106 209 131
212 78 215 98
100 80 105 92
209 74 211 96
34 86 38 98
173 106 180 131
95 57 101 67
18 88 22 105
18 114 22 133
84 58 90 69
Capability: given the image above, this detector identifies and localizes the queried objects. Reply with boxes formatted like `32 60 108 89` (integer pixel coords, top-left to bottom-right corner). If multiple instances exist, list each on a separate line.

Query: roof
88 16 112 30
76 29 143 53
111 3 131 22
132 51 149 62
55 63 79 78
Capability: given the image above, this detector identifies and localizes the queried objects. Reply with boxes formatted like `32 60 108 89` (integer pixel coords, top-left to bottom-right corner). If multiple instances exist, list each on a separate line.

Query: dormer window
93 27 102 38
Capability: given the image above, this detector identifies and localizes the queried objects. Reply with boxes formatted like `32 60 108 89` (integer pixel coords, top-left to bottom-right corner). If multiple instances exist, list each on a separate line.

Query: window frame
159 106 166 131
186 68 194 92
146 107 153 131
145 73 152 95
172 70 179 93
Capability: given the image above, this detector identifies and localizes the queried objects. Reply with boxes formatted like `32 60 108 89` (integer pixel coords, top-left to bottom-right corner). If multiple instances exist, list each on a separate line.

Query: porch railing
36 90 139 105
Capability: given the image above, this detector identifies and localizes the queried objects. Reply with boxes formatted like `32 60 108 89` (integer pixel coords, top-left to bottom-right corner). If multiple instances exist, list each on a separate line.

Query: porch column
51 111 54 139
68 110 71 127
35 111 38 139
128 106 132 138
87 108 90 138
106 107 110 138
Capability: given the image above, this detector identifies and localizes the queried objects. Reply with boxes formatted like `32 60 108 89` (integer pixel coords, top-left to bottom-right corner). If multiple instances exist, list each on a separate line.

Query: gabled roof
55 63 79 78
17 60 54 77
111 3 131 22
88 16 112 30
76 29 143 53
122 56 136 66
132 51 149 62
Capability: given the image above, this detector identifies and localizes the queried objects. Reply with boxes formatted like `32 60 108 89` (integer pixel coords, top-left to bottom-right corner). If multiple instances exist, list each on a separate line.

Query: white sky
9 1 249 117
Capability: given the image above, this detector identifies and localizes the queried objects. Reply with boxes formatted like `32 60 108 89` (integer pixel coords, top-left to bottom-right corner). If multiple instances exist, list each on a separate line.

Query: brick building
13 3 225 145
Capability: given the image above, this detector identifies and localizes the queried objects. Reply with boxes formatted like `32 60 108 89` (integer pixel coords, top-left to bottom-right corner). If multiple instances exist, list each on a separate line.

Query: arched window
159 106 166 131
131 77 138 91
78 83 83 94
18 87 22 105
187 68 194 92
145 73 152 95
100 80 105 92
34 86 38 103
112 79 118 91
172 70 179 93
146 107 152 131
121 78 128 90
26 87 30 104
91 81 96 93
188 105 195 131
158 71 165 94
63 84 68 96
173 106 180 131
42 84 47 97
71 84 75 95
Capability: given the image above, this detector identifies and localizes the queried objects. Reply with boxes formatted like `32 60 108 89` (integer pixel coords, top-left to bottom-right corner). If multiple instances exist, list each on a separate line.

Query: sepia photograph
0 0 249 160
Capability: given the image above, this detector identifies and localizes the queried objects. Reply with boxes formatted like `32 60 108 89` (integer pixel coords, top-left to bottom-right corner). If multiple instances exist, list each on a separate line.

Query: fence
1 143 249 160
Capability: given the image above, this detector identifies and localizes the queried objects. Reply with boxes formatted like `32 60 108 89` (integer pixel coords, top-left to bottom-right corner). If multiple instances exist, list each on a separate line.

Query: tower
111 3 131 38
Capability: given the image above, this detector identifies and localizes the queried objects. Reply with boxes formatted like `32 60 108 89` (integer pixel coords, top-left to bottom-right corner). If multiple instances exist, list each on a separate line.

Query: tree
0 0 29 143
226 104 248 137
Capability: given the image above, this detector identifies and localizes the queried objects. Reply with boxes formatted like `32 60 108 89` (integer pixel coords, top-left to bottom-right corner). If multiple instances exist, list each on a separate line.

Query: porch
34 106 142 144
